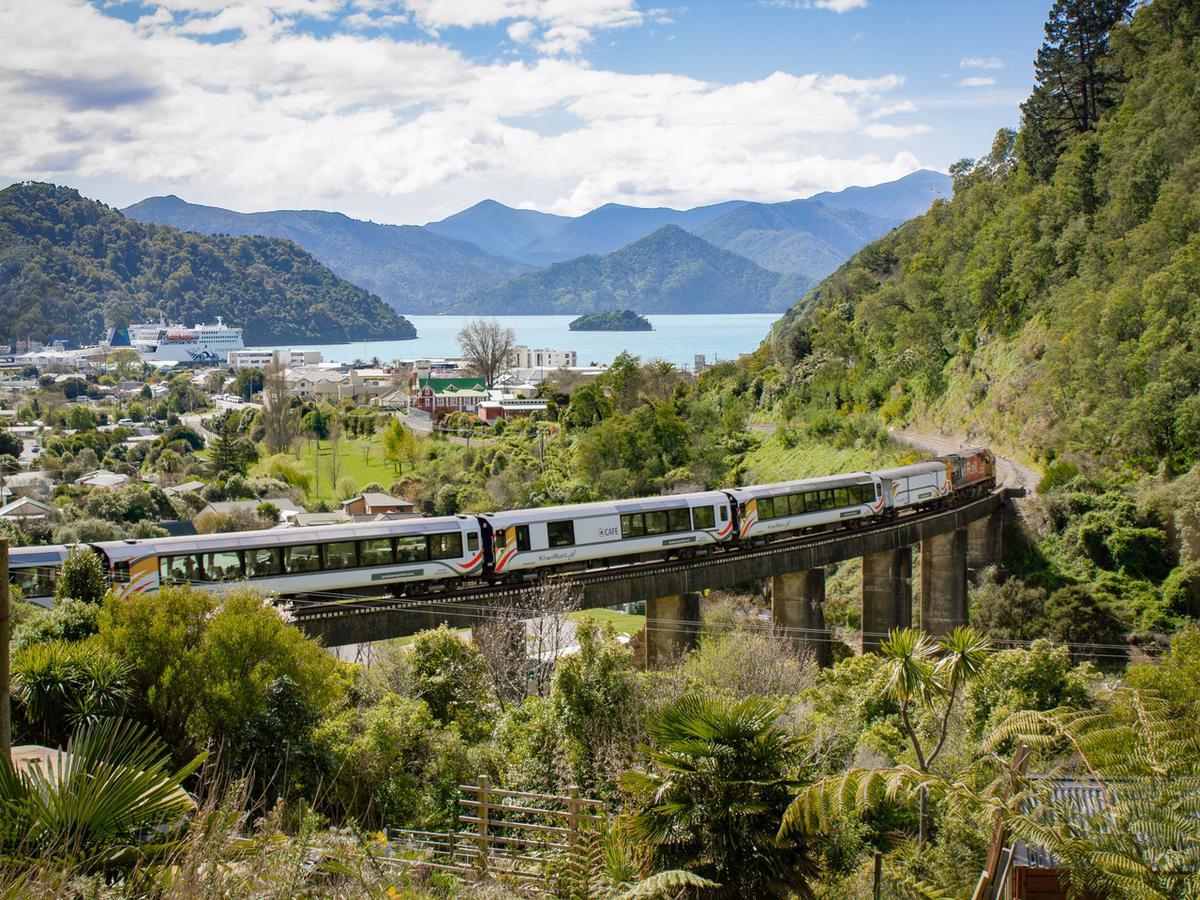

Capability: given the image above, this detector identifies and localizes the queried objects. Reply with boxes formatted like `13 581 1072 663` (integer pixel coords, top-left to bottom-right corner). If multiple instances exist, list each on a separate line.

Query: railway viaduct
294 488 1015 666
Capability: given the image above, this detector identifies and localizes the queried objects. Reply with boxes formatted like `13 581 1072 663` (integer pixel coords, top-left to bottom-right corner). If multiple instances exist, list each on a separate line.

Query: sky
0 0 1050 224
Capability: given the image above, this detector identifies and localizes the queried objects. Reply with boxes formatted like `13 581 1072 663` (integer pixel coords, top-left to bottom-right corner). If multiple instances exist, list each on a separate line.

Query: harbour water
252 314 782 370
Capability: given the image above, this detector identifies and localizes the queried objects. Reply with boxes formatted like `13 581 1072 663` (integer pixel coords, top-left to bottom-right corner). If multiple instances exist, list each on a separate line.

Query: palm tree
11 641 131 747
780 627 989 849
0 717 206 870
620 694 819 898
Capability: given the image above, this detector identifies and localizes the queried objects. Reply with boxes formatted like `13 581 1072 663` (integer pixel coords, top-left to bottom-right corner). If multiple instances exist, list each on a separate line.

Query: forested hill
124 195 529 315
459 225 808 314
0 184 416 345
768 0 1200 473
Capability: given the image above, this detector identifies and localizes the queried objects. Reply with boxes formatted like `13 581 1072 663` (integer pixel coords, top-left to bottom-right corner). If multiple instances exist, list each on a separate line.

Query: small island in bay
569 309 653 332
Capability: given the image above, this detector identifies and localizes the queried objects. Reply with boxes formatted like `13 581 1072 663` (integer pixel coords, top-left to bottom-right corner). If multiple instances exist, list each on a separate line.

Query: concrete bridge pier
861 547 912 653
967 509 1004 580
772 570 830 667
921 528 969 636
644 592 701 668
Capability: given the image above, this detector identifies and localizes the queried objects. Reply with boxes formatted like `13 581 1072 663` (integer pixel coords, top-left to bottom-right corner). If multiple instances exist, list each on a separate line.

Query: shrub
11 640 131 745
54 547 110 605
11 597 102 651
1037 459 1080 493
1042 584 1129 666
966 640 1092 738
1161 561 1200 617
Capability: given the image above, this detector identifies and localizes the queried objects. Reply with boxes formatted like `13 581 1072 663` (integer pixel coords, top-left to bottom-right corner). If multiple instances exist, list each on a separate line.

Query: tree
0 429 20 459
405 625 496 741
208 420 253 478
457 317 516 389
1019 0 1132 179
106 348 142 381
381 417 417 474
260 363 298 455
231 366 263 400
621 695 819 899
11 641 130 746
65 404 98 431
55 547 110 605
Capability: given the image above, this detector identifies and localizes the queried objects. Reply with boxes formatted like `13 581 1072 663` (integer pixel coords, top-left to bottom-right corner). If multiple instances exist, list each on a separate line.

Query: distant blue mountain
123 195 529 314
809 169 951 222
424 198 570 262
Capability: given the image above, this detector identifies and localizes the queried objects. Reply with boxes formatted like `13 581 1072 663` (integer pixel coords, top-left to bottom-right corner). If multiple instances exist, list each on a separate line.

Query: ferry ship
127 317 245 364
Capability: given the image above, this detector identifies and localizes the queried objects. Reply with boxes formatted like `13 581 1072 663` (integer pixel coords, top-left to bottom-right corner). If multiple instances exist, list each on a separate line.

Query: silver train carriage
10 544 71 608
875 461 950 511
484 491 734 580
93 515 485 600
725 472 883 541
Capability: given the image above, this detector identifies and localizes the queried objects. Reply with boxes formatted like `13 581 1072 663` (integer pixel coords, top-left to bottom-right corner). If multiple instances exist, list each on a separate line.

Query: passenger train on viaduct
11 450 995 607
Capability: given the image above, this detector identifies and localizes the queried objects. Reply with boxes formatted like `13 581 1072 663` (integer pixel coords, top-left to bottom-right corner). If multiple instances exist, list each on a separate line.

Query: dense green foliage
123 194 529 315
568 309 652 331
460 225 807 314
769 0 1200 473
0 183 416 344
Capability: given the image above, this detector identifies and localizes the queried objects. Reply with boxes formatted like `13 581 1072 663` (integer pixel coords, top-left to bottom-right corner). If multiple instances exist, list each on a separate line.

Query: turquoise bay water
253 314 781 369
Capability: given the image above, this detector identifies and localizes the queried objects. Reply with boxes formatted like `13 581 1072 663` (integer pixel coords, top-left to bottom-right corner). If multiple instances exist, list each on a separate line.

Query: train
9 449 995 607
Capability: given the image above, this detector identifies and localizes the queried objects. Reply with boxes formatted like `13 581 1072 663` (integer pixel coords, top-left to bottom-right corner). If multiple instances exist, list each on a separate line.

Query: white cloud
0 0 929 217
766 0 868 11
862 122 929 139
958 76 996 87
960 56 1003 70
507 19 535 41
870 100 918 118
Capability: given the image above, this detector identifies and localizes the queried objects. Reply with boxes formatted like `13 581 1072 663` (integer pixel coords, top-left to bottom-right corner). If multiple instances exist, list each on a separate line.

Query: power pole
0 537 10 756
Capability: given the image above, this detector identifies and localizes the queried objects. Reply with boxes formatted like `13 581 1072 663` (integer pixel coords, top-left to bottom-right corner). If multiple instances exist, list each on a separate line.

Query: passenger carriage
725 473 883 542
93 516 485 600
875 461 950 512
483 491 734 581
10 544 69 607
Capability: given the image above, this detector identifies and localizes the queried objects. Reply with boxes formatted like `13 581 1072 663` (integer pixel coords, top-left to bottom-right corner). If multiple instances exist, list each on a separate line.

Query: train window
719 505 728 522
757 497 773 520
429 532 464 560
397 535 428 562
788 494 804 516
284 544 321 574
161 555 198 584
467 533 480 553
246 547 281 578
621 513 645 538
515 525 531 552
112 561 131 584
203 551 242 581
693 505 715 529
494 530 507 551
802 492 817 513
835 488 850 507
820 490 835 510
547 520 575 547
644 511 668 535
360 539 394 566
669 508 691 532
324 542 357 571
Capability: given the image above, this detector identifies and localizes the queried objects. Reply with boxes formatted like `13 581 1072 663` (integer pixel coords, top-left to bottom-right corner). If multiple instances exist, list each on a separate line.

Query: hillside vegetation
769 0 1199 475
0 184 415 345
124 195 530 315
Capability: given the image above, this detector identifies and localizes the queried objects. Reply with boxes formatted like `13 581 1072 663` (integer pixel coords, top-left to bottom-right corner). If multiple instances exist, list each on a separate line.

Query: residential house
197 497 305 525
341 492 416 519
285 366 395 405
163 480 207 498
477 399 550 425
292 511 352 527
6 470 52 499
0 497 57 523
75 470 131 490
411 376 488 416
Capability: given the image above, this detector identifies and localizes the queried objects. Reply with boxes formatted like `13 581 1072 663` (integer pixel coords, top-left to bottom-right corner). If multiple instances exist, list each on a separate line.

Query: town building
411 376 488 416
341 492 417 519
0 497 58 523
477 398 551 425
506 346 578 370
284 366 395 404
228 349 323 371
74 470 132 490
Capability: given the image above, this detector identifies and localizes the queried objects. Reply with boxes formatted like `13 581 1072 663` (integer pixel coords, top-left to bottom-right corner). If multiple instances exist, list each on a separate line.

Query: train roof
93 515 478 562
10 544 71 567
482 490 730 525
725 472 875 498
874 461 946 479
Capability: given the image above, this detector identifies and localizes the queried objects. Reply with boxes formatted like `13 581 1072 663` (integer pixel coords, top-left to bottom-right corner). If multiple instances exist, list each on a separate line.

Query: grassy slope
742 432 916 484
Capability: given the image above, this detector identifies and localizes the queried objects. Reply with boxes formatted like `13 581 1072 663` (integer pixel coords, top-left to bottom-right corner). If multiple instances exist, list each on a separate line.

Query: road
889 429 1041 495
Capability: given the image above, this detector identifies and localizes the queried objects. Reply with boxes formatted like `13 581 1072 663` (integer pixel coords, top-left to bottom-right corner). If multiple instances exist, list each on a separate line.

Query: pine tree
1019 0 1133 179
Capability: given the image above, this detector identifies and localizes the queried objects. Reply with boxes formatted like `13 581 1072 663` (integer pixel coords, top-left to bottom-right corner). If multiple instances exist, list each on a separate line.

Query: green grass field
742 431 916 484
567 607 645 636
284 434 403 503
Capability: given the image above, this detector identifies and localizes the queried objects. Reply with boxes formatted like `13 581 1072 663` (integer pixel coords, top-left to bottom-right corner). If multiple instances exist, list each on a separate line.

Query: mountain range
0 183 415 346
123 170 950 318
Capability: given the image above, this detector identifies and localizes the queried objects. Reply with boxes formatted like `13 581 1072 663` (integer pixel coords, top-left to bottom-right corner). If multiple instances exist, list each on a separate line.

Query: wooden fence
384 778 605 891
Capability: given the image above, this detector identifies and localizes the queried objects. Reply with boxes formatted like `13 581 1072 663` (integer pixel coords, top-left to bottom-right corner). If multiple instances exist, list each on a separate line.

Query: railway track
291 487 1006 622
